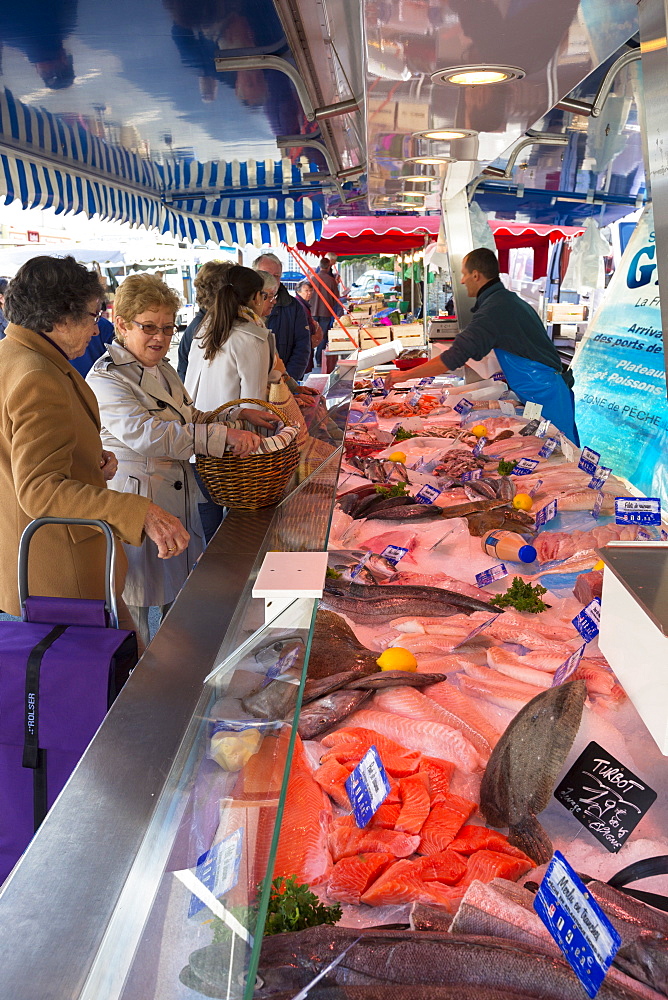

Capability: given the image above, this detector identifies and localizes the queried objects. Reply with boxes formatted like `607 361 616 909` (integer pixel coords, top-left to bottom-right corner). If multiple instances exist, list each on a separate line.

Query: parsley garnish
374 481 410 497
497 459 518 476
210 875 341 942
490 576 549 614
394 426 417 441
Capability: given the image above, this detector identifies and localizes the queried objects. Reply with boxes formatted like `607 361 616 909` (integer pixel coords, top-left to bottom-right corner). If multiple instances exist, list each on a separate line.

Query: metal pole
422 235 429 345
638 0 668 390
442 187 475 330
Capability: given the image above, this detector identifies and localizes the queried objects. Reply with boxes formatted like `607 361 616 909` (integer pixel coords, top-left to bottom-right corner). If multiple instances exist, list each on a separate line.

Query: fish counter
237 374 668 1000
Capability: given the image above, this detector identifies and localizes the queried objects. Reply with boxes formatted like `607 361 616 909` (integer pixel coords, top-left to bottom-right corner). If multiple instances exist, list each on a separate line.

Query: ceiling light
431 65 525 86
395 200 424 208
405 155 452 166
413 128 477 141
402 176 433 184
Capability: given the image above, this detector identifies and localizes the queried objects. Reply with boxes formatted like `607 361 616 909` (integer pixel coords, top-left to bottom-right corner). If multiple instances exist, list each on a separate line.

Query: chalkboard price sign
554 741 656 853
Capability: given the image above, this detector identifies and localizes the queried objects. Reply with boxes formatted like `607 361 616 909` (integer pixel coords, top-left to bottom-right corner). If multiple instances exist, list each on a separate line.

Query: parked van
350 270 397 297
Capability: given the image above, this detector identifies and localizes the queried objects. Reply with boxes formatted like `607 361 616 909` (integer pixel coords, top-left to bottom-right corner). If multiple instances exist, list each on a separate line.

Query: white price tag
523 401 543 420
498 400 516 416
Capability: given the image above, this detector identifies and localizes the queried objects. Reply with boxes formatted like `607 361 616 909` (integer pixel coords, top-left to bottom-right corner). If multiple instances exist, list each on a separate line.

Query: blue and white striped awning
0 88 324 246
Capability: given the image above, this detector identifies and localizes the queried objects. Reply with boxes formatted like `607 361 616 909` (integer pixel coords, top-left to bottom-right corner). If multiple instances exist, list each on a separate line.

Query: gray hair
296 280 312 293
255 269 280 291
253 252 283 274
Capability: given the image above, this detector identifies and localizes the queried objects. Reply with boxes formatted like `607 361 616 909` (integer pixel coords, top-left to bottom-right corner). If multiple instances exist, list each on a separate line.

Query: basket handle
198 397 299 429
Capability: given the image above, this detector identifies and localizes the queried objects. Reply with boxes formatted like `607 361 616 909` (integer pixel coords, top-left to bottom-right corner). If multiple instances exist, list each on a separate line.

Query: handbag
268 376 309 448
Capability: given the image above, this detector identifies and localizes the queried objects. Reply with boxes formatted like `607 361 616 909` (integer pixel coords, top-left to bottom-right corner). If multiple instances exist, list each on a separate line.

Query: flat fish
350 708 482 772
298 689 373 740
479 680 587 865
308 610 379 678
327 852 395 904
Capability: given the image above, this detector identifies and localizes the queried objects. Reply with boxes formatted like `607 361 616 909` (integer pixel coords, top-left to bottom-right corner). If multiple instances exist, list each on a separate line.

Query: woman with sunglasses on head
86 273 273 648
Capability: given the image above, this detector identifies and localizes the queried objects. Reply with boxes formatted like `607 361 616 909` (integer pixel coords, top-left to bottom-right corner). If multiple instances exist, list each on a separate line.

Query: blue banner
572 207 668 507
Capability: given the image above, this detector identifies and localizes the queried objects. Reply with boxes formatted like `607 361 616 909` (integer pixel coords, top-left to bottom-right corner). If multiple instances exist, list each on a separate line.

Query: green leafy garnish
490 576 549 614
394 426 417 441
498 459 518 476
374 481 410 497
211 876 341 942
326 567 342 579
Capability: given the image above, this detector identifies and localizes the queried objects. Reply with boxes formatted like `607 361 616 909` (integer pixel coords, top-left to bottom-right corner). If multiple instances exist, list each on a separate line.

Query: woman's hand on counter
236 407 280 430
100 450 118 481
143 502 190 559
227 428 261 456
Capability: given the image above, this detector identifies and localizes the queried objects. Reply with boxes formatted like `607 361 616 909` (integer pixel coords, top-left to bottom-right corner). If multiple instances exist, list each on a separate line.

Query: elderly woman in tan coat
0 256 189 640
87 274 274 646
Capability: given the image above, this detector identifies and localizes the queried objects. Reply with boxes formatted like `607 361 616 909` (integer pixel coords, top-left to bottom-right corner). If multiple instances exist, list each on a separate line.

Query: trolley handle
18 518 118 628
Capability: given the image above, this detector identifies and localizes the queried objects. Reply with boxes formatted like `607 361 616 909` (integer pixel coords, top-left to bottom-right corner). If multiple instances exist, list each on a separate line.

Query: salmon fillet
418 794 477 855
327 852 394 904
272 734 332 885
395 774 431 835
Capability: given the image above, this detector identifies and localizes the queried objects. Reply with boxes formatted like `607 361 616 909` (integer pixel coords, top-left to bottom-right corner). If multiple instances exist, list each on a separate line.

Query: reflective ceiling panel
363 0 640 212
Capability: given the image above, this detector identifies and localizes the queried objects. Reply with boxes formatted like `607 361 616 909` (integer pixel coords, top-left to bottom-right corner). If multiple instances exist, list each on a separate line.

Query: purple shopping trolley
0 518 138 882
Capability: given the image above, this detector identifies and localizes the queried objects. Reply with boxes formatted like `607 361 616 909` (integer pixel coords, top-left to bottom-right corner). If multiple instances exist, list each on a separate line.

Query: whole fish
348 582 495 614
308 610 379 678
259 925 649 1000
615 932 668 996
468 478 500 500
353 495 415 519
346 670 449 690
498 476 516 501
323 594 470 623
463 483 485 502
479 680 587 864
241 673 301 720
367 504 443 521
441 498 509 519
298 688 372 739
263 988 546 1000
303 670 365 703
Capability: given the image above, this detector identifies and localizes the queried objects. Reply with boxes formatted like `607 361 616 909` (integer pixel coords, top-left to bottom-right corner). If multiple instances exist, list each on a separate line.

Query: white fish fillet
493 609 577 643
485 648 553 689
484 618 576 654
349 708 482 772
425 681 502 748
373 686 493 761
458 675 541 712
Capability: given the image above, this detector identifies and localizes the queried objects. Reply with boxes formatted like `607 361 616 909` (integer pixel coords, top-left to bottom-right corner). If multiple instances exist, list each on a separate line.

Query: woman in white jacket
87 274 272 647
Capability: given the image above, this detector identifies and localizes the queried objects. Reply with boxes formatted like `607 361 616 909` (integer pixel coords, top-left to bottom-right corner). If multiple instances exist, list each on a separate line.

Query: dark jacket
266 283 311 380
70 316 115 377
177 309 205 382
440 279 562 374
312 267 340 319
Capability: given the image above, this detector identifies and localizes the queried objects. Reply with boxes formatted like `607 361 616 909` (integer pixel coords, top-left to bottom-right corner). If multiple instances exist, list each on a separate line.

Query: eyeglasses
261 291 277 302
131 320 176 336
87 309 103 322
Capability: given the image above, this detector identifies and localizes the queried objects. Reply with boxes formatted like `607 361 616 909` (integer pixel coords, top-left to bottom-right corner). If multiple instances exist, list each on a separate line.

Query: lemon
388 450 407 463
593 560 605 571
376 647 418 672
513 493 533 511
471 424 487 438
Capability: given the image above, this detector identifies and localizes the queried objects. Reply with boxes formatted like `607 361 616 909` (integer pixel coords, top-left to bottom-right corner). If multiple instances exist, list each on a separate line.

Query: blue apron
495 349 580 446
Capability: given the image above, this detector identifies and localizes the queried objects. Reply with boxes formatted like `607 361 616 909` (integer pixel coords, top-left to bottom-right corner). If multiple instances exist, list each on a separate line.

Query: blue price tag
552 643 586 687
407 390 420 406
359 412 379 426
535 418 551 438
539 437 558 459
578 446 601 477
350 552 372 579
492 371 507 381
360 392 373 407
529 478 544 498
572 598 601 642
475 565 508 587
454 397 474 415
418 376 435 386
588 466 611 491
637 528 652 540
188 829 243 918
513 458 539 476
534 851 621 998
262 645 301 687
453 613 500 649
372 377 385 389
614 497 661 525
380 544 409 566
415 484 442 505
472 436 487 457
345 746 391 827
591 492 604 520
461 469 483 482
535 499 558 528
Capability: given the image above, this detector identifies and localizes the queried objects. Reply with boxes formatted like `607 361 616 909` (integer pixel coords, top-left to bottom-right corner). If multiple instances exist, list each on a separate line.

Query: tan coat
0 324 150 616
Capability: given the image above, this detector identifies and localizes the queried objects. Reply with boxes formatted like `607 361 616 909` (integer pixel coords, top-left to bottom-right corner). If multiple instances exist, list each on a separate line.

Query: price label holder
559 435 577 462
346 746 391 827
472 437 487 458
454 398 474 416
539 437 558 459
552 643 586 686
360 392 374 408
535 418 551 438
572 598 601 642
579 446 601 477
498 400 516 416
492 371 507 381
591 492 604 520
359 412 379 427
380 544 409 566
461 469 483 482
529 478 544 498
262 645 302 686
372 377 385 389
407 389 421 407
615 497 662 525
513 458 540 476
415 484 442 505
534 851 621 998
636 528 652 540
554 741 657 853
187 829 244 918
452 613 501 649
588 467 611 491
535 499 558 528
418 376 435 386
350 551 373 579
523 401 544 421
519 418 541 436
662 529 668 541
475 565 508 588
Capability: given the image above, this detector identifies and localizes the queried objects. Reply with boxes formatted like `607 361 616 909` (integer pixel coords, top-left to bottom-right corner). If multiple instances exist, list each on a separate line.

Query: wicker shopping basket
195 398 300 509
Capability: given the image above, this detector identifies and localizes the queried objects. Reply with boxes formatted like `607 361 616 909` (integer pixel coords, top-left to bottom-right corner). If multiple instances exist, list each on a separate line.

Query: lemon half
376 647 418 672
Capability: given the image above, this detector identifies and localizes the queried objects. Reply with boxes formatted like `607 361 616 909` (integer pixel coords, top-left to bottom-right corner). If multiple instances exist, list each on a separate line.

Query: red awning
295 215 441 256
295 215 584 279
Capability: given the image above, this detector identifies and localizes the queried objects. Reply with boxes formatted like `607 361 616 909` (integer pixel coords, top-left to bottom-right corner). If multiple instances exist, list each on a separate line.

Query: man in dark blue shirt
253 253 310 380
385 248 578 442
